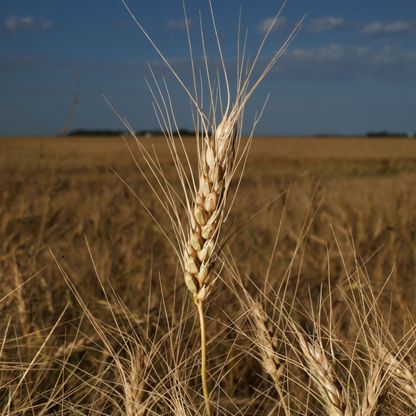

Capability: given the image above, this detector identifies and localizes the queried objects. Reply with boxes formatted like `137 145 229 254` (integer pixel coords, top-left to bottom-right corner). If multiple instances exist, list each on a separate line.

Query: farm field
1 135 416 414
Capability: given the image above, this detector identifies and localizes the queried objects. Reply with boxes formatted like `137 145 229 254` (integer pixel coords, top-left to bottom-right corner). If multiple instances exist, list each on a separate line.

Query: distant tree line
366 131 414 138
68 129 124 136
67 128 415 138
67 128 196 137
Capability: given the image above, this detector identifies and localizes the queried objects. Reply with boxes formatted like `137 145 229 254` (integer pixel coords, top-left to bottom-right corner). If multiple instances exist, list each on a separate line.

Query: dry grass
3 1 416 412
1 134 416 414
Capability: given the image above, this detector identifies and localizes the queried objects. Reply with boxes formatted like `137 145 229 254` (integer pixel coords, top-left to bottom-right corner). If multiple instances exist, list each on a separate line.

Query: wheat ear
251 301 284 386
296 331 352 416
356 363 383 416
125 346 149 416
183 112 238 302
376 344 416 407
250 300 289 413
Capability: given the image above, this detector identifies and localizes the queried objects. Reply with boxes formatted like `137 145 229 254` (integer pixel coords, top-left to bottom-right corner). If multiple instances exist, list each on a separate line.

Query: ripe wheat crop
1 1 416 415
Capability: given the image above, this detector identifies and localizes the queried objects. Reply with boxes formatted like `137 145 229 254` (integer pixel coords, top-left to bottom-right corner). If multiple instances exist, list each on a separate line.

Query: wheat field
1 135 416 414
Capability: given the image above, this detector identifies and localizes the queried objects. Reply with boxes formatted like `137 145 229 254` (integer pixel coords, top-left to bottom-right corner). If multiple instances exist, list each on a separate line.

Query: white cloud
276 43 416 79
291 44 347 61
363 20 416 35
167 18 192 30
257 16 286 35
310 16 346 32
4 15 52 33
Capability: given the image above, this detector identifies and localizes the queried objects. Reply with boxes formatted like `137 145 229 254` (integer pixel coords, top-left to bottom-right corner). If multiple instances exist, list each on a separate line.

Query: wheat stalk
118 2 303 415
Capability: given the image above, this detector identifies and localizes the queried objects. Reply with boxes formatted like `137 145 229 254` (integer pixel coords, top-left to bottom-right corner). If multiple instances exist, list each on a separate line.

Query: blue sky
1 0 416 136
